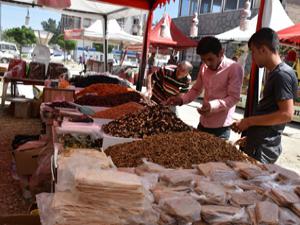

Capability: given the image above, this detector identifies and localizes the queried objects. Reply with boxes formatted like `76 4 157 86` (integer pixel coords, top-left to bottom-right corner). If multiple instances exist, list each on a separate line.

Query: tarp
0 0 169 20
149 14 197 49
278 23 300 46
125 14 197 51
64 20 143 44
216 0 294 42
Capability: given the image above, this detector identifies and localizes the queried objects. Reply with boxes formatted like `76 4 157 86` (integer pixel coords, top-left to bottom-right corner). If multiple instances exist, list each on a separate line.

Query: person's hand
163 96 183 106
234 136 247 147
197 102 211 116
231 118 251 133
145 90 152 99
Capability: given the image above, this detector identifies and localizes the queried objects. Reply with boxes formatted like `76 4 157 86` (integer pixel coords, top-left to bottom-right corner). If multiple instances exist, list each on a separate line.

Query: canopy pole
244 0 265 118
103 15 108 72
136 10 154 91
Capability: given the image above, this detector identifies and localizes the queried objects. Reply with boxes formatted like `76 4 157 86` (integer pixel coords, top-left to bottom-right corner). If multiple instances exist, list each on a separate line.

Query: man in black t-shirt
232 28 298 163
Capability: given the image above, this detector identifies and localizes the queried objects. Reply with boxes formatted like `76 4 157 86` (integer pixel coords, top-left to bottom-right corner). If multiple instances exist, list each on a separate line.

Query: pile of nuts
103 105 192 138
105 131 254 168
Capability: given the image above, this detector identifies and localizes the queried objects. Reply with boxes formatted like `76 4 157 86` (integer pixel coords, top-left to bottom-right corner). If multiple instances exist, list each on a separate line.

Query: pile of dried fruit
93 102 144 119
75 83 134 98
58 134 102 149
103 105 192 138
75 91 143 107
105 131 254 168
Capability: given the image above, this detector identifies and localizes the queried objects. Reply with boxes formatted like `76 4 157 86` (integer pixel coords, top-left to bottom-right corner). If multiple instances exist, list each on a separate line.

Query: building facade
173 0 300 78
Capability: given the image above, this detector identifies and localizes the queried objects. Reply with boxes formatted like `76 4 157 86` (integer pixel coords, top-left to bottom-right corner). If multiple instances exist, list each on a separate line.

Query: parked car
0 41 20 63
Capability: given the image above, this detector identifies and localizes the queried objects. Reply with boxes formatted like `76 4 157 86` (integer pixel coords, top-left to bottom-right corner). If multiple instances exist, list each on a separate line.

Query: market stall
2 1 300 224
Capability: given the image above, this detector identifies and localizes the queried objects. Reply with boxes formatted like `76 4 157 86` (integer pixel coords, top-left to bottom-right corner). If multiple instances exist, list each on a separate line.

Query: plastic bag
29 143 53 194
6 59 26 78
201 205 250 225
159 195 201 223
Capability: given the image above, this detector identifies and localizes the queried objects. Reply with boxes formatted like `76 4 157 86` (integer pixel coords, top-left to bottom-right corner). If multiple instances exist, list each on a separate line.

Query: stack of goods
28 62 46 80
75 91 143 107
69 74 131 88
37 151 300 224
58 133 102 150
75 83 134 98
92 102 144 119
105 131 254 168
103 105 192 138
6 59 26 78
37 150 157 225
47 62 68 79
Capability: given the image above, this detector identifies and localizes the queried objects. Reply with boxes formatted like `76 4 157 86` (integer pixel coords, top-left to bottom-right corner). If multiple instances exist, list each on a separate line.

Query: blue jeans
197 123 231 140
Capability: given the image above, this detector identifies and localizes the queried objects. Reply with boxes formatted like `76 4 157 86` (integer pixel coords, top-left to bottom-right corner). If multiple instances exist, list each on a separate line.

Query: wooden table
1 76 45 107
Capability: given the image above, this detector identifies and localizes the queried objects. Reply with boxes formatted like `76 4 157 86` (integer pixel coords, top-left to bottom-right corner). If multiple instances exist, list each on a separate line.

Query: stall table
1 76 45 107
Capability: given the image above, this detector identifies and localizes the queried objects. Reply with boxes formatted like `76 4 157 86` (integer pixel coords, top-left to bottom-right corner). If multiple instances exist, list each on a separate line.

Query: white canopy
216 0 294 42
1 0 147 20
84 20 143 44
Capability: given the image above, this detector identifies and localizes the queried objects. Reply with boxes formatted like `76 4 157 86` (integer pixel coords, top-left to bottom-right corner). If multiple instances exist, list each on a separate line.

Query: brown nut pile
105 131 255 168
102 105 192 138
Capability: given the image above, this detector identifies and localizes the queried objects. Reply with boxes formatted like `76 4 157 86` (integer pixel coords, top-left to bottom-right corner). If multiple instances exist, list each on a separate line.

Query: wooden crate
43 87 75 103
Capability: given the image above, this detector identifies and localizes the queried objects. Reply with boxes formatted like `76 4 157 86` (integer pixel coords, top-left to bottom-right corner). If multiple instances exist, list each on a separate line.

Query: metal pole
103 15 108 72
0 2 2 41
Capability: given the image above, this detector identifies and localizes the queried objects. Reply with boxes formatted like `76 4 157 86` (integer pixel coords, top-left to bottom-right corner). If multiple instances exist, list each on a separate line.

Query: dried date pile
105 131 254 168
103 105 192 138
75 91 143 107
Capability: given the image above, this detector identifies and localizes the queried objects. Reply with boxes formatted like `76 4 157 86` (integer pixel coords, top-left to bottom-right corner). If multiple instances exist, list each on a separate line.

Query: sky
0 0 179 31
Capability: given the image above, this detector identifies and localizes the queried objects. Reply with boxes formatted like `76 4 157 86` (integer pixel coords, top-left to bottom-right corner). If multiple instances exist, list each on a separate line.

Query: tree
4 26 36 55
41 18 61 44
57 34 76 60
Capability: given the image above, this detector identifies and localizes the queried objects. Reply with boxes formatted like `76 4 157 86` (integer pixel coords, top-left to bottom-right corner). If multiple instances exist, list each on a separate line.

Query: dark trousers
197 123 231 140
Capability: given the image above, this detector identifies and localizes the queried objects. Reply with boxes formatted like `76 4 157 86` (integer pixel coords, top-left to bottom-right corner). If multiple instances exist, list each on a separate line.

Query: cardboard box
12 98 32 118
0 214 41 225
14 148 41 176
43 87 75 102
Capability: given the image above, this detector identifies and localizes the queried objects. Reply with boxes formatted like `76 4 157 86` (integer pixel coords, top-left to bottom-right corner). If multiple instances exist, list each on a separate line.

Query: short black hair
196 36 222 55
248 27 279 53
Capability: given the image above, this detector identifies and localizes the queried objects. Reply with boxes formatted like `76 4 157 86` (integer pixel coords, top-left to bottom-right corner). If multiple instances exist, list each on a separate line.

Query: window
83 18 92 28
200 0 212 14
252 0 261 9
180 0 190 16
212 0 222 13
190 0 198 15
239 0 246 8
224 0 238 10
117 18 125 30
9 45 16 51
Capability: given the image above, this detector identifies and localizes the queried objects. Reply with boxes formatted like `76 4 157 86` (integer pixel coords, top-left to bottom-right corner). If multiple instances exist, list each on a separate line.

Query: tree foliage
41 18 61 44
57 34 76 53
3 26 36 54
